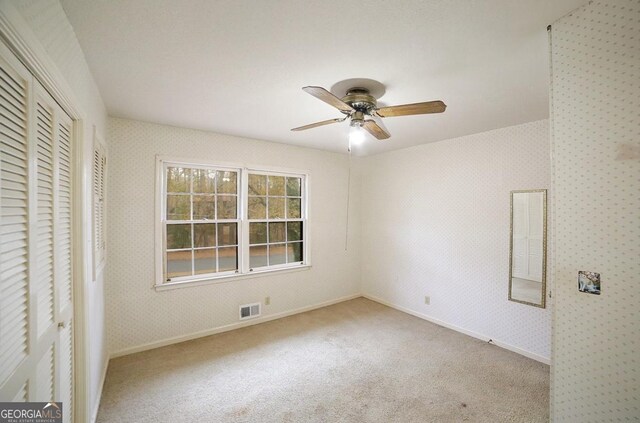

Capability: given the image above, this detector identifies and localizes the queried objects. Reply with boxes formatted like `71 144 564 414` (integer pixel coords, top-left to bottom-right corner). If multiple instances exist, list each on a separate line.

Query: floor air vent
239 303 261 320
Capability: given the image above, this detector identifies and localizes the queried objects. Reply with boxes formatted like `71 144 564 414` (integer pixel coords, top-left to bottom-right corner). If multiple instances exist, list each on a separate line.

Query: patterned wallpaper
360 119 553 361
550 0 639 420
106 118 361 354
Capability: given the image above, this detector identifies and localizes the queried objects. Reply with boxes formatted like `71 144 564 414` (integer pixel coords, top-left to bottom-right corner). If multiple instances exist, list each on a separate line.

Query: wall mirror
509 189 547 308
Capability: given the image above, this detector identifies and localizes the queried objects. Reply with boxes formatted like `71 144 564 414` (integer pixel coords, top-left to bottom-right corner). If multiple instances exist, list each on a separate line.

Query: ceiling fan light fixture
350 111 365 127
349 125 366 145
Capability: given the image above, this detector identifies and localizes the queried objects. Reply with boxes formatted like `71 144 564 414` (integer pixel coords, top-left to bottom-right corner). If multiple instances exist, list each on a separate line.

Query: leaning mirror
509 190 547 308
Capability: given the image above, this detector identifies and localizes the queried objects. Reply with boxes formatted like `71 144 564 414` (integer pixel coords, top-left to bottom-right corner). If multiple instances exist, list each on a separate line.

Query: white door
512 192 543 282
526 192 544 282
0 41 74 423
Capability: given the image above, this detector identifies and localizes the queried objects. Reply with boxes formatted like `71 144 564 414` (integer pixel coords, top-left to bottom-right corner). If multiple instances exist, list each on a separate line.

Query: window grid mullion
241 169 249 274
266 190 270 267
189 168 194 276
215 212 219 273
213 168 218 219
189 168 194 219
190 222 195 276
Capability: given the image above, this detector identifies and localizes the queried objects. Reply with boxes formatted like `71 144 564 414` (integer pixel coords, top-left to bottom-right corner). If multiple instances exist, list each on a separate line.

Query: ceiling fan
291 86 446 141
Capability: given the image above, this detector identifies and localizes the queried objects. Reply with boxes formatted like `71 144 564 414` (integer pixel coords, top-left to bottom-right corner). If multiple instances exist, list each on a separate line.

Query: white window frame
155 156 310 290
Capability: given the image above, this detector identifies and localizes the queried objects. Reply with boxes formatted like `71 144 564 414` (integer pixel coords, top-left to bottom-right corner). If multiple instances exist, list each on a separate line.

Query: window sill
154 264 312 292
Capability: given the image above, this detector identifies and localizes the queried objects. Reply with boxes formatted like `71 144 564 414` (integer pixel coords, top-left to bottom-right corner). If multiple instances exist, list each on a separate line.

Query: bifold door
0 40 74 423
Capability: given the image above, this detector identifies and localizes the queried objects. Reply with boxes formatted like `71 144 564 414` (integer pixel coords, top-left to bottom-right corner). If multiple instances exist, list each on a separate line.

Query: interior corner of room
0 0 637 422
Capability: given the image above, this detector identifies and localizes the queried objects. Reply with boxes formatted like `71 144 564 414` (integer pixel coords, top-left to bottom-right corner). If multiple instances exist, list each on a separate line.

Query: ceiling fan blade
376 100 446 117
302 86 354 113
362 119 391 140
291 117 346 131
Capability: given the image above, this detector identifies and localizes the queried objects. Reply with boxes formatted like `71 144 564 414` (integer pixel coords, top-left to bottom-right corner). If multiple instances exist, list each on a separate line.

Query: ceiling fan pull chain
345 139 352 251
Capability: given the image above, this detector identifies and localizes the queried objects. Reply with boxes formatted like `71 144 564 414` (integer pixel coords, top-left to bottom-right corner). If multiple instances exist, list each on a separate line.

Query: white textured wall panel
360 120 552 360
550 0 640 420
106 118 361 354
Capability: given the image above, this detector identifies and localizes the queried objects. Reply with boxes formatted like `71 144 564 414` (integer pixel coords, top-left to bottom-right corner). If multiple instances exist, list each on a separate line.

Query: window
158 159 308 287
247 173 304 269
163 165 240 281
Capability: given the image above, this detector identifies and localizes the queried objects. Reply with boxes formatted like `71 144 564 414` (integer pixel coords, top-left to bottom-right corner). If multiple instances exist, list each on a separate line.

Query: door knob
57 321 66 329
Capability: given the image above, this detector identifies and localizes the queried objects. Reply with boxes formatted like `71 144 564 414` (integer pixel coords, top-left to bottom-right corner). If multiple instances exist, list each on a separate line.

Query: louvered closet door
55 104 73 423
0 41 74 423
0 39 32 398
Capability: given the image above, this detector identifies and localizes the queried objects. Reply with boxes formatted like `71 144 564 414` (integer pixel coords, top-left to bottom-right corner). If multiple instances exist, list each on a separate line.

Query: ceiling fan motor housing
342 88 377 121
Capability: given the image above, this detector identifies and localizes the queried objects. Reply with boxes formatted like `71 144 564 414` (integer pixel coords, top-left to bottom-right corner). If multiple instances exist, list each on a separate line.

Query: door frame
0 2 90 422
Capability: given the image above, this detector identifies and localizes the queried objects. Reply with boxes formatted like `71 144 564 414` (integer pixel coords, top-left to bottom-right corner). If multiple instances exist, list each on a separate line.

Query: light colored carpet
97 298 549 422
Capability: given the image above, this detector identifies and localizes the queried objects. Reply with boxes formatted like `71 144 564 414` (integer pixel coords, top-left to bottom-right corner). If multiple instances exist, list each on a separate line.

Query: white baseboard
109 291 549 364
91 358 109 423
110 293 362 358
362 294 550 365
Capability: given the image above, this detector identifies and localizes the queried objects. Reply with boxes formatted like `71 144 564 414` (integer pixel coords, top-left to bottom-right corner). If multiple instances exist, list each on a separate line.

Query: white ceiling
60 0 585 156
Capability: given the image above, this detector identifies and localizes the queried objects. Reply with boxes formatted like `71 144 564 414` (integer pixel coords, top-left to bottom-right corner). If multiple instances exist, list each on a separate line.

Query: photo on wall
578 271 601 295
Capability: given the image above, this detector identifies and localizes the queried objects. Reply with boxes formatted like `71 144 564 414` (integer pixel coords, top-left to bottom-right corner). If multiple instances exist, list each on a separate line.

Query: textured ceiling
60 0 585 155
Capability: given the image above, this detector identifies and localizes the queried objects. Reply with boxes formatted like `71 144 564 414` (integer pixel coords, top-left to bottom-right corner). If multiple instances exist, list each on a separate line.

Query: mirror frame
508 189 547 308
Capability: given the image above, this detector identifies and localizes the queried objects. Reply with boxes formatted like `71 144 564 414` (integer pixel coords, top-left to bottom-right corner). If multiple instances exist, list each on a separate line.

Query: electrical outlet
265 296 271 306
424 296 430 305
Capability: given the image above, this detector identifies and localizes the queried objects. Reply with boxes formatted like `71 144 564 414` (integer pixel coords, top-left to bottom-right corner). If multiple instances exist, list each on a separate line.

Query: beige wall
360 120 553 361
550 0 640 420
106 118 361 355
